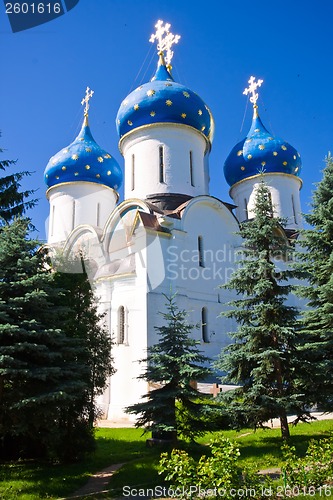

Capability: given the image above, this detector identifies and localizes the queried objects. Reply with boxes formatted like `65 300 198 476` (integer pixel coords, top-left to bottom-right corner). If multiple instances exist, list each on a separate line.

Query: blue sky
1 0 332 240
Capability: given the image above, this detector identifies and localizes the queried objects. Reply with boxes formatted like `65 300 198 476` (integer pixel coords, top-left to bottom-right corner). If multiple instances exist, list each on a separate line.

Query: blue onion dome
116 53 214 145
44 114 123 191
224 106 302 187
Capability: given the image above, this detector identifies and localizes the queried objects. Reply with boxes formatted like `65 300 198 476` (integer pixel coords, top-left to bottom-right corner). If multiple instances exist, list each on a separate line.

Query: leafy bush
159 436 269 499
282 436 333 488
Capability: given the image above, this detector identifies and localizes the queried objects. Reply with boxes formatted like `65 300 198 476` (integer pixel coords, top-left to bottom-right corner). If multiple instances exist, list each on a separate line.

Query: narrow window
201 307 209 343
96 202 100 227
244 198 248 219
159 146 164 183
72 200 76 230
198 235 204 267
291 194 297 224
189 150 194 186
131 154 135 191
51 205 55 237
118 306 125 344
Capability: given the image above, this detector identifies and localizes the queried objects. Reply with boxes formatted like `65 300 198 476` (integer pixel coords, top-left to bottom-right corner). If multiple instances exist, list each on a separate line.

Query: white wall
46 182 118 244
230 173 302 230
120 125 209 200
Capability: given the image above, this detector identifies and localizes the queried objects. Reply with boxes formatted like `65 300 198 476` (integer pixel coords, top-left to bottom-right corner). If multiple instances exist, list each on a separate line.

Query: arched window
159 146 164 183
198 235 204 267
118 306 125 344
189 150 194 186
131 154 135 191
291 194 297 224
201 307 209 343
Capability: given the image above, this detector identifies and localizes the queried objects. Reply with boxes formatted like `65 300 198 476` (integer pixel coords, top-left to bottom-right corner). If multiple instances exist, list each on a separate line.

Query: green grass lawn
0 420 332 499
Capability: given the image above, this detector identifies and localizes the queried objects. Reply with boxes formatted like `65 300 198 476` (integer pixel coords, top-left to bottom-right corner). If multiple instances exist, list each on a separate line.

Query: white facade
121 125 210 200
230 173 303 230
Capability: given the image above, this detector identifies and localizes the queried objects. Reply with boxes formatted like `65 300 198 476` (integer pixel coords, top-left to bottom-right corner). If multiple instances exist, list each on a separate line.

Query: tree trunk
280 412 290 440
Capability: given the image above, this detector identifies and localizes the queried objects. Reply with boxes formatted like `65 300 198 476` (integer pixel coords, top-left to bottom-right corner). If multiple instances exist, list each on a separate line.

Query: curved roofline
118 121 212 155
229 172 303 195
46 181 120 201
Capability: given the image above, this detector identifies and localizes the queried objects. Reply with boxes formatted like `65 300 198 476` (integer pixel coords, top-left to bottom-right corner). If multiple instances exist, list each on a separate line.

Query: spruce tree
53 264 115 427
295 153 333 411
0 218 92 460
126 293 211 441
215 179 305 440
0 135 36 223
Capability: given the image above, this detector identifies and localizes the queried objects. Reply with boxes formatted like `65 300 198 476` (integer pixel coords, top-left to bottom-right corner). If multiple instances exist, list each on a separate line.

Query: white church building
44 21 303 421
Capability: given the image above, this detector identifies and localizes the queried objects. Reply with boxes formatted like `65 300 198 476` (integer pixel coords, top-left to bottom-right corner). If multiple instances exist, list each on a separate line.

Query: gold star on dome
96 174 101 178
247 154 252 159
165 83 172 87
72 154 79 160
293 155 297 160
55 176 59 180
85 165 90 170
254 128 260 133
201 126 206 131
104 154 111 158
122 99 129 106
134 104 139 110
79 138 84 141
135 86 143 91
166 99 172 106
97 157 104 163
246 139 252 143
107 170 112 176
261 161 266 166
183 91 190 98
62 166 66 171
74 172 79 176
86 147 92 152
281 145 287 150
128 120 133 126
147 89 155 97
283 161 288 166
273 152 278 156
237 150 243 156
258 144 265 150
241 166 245 171
198 109 203 115
150 111 156 116
181 113 187 118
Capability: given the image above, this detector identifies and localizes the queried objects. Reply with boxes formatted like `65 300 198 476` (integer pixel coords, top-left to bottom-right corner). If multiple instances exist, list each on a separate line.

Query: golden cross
243 76 263 107
81 86 94 116
149 19 180 67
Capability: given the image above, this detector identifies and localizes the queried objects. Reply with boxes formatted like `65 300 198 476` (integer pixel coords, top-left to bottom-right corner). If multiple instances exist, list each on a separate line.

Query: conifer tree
0 218 92 460
53 264 115 427
0 135 36 223
126 293 211 441
295 153 333 411
215 179 306 440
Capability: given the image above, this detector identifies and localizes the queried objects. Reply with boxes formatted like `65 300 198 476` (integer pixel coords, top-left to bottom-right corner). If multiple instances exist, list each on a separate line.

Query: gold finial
81 86 94 117
149 19 180 68
243 76 263 113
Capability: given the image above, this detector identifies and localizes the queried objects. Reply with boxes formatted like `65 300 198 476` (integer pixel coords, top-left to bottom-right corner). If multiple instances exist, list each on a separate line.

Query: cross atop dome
243 76 263 109
149 19 180 68
81 86 94 117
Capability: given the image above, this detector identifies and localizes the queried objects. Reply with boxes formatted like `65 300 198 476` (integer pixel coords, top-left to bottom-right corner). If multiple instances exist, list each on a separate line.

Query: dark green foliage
295 153 333 411
0 136 36 224
0 219 94 461
53 260 115 427
126 293 212 441
216 179 306 440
